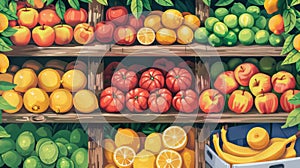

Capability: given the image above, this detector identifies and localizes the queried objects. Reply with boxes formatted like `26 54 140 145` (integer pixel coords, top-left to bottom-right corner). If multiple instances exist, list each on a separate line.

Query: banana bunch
212 127 298 165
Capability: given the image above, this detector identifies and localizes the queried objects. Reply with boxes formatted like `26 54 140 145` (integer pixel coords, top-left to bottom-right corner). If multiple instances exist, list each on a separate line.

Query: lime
255 16 267 30
205 17 220 32
55 137 69 144
0 138 15 154
2 150 22 168
36 138 51 154
56 157 75 168
224 14 238 29
209 8 215 17
259 57 277 75
223 31 238 46
210 61 228 80
38 141 59 165
4 124 20 141
31 150 38 156
194 27 210 43
213 22 228 38
70 128 86 148
231 27 240 34
41 162 56 168
230 3 246 16
65 143 79 157
23 156 42 168
208 34 223 47
239 13 254 28
247 6 260 19
215 8 229 21
269 33 284 46
251 26 260 33
255 30 270 45
71 148 88 168
228 58 243 70
244 58 259 67
0 156 4 167
56 142 68 157
36 127 52 141
53 130 71 141
238 28 255 45
276 61 293 73
21 123 37 135
16 131 35 157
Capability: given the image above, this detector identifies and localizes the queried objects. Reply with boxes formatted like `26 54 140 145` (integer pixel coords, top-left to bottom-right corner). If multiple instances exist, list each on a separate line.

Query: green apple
210 61 228 80
276 61 293 73
238 86 250 92
259 57 276 75
227 58 243 70
244 58 259 67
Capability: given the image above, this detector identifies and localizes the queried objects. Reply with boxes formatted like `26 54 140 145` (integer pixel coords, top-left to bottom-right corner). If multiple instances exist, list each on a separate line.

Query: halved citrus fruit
113 146 136 168
162 126 187 151
156 149 182 168
137 27 155 45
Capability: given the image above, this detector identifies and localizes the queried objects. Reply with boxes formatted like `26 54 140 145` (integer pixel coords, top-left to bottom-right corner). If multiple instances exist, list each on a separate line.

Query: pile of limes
0 123 88 168
194 3 284 47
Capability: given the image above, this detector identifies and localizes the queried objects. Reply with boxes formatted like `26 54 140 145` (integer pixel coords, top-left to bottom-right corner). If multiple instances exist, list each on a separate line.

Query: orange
0 54 9 73
0 13 8 33
2 90 23 114
156 149 182 168
114 128 140 153
137 27 156 45
133 150 156 168
177 25 194 44
293 34 300 51
103 139 116 164
33 0 44 9
180 148 195 168
156 28 177 45
113 146 136 168
247 127 270 150
264 0 278 14
183 126 196 150
184 14 200 30
162 126 187 151
268 14 284 35
162 9 184 29
104 163 117 168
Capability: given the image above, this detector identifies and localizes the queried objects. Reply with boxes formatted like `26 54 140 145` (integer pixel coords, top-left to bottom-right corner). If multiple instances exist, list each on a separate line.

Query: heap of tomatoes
99 58 199 113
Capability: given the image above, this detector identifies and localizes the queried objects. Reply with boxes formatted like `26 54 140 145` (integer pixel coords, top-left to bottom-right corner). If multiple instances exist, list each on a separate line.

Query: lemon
176 25 194 44
144 15 163 32
50 89 73 113
161 9 183 29
162 126 187 151
73 89 98 113
38 68 61 92
0 54 9 73
115 128 140 153
156 28 177 45
183 14 200 30
2 90 23 113
137 27 155 45
134 150 156 168
113 146 136 168
145 133 163 154
23 88 50 113
0 73 13 95
62 70 87 92
14 68 38 92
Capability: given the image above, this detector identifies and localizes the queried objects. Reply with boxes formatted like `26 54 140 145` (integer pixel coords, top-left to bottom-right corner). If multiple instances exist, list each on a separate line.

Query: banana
281 140 296 159
213 133 297 165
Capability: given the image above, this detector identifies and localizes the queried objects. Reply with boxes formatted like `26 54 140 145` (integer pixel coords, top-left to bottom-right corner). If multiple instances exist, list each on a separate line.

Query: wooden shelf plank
6 44 283 57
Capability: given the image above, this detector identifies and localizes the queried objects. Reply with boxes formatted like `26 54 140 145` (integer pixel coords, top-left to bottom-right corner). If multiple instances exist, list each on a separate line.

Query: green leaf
9 1 17 15
0 38 12 52
96 0 108 6
155 124 161 132
80 0 93 3
131 0 143 19
0 1 7 8
291 0 300 6
0 37 13 47
215 0 234 6
281 34 295 55
0 6 18 20
0 126 10 138
296 18 300 31
175 0 188 12
203 0 211 6
282 108 300 128
27 0 35 7
127 0 132 5
0 97 16 111
56 0 66 20
296 60 300 72
68 0 80 10
155 0 173 6
247 0 264 5
283 9 296 34
289 92 300 105
1 27 17 37
282 49 300 65
142 0 151 11
46 0 55 6
0 81 16 91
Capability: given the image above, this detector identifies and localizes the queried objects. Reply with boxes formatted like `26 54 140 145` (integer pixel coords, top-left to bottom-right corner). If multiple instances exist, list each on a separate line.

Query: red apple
214 71 239 94
234 63 259 86
9 20 17 27
249 73 272 96
10 26 31 46
255 92 278 114
228 90 253 113
199 89 225 113
17 7 39 29
64 8 88 26
106 6 128 26
280 90 300 112
272 71 296 93
74 23 95 45
32 25 55 47
114 25 136 45
128 15 145 30
95 21 116 43
54 24 73 45
39 9 61 27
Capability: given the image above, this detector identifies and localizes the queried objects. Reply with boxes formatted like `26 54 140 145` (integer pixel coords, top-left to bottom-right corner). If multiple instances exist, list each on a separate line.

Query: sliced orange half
162 126 187 151
156 149 182 168
113 146 136 168
137 27 156 45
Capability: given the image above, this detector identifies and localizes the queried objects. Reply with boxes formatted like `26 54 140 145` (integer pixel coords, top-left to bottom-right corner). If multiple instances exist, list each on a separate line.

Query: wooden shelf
6 44 283 57
2 109 288 123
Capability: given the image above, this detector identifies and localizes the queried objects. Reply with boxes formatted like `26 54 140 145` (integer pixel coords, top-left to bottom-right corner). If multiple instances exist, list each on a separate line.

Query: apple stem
255 79 258 86
41 24 45 30
293 90 295 95
261 89 264 96
85 25 90 31
242 90 245 95
281 75 285 80
241 66 243 71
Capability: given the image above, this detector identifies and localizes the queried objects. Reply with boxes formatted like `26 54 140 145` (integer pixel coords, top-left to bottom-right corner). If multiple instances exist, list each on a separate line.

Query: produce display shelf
6 44 283 57
2 109 288 123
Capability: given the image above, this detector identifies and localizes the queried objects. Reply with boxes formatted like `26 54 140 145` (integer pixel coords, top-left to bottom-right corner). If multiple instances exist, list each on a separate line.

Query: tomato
166 67 192 93
100 87 125 112
152 58 175 74
148 89 172 113
126 88 150 112
111 68 138 92
172 89 198 113
139 68 165 92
